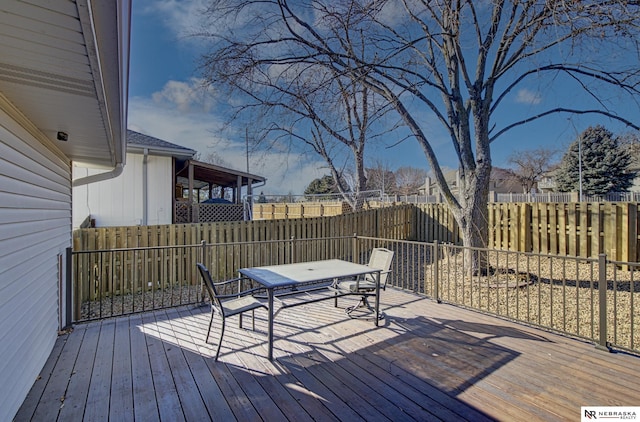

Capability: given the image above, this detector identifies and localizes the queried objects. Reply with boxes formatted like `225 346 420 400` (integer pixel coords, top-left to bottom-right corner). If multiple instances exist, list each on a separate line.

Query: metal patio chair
196 263 267 361
330 247 394 317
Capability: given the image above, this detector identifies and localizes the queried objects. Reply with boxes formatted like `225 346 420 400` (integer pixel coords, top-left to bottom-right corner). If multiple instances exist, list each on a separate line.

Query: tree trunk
451 163 491 275
459 202 490 276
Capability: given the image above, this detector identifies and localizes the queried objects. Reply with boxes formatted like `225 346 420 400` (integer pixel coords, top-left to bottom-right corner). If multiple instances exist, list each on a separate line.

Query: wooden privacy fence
397 202 639 261
252 201 349 219
73 205 414 251
73 202 640 261
485 202 639 261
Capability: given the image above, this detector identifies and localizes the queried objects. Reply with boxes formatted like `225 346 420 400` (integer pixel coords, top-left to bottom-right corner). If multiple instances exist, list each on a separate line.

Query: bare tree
366 159 396 196
507 148 558 193
199 18 397 211
199 151 229 167
394 166 428 196
198 1 640 271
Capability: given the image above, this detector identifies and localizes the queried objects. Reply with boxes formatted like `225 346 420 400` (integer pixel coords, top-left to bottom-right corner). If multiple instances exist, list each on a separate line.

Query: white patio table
239 259 382 360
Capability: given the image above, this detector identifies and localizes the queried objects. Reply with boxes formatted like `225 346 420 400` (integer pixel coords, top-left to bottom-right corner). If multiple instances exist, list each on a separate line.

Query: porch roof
176 159 266 189
126 129 196 159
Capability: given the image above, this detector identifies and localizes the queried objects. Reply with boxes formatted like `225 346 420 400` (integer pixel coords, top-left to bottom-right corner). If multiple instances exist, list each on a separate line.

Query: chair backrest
367 248 394 286
196 263 222 309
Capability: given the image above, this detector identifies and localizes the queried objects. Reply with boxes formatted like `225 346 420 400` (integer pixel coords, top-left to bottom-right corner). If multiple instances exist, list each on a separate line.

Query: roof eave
127 143 196 159
77 0 131 168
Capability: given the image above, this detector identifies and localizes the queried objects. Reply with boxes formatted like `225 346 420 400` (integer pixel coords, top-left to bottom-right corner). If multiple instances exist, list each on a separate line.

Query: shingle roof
126 130 196 158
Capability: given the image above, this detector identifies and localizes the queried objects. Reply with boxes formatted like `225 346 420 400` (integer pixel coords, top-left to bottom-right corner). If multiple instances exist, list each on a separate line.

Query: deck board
141 312 185 422
84 320 114 422
29 324 86 422
16 288 640 422
57 322 98 421
14 330 67 421
171 308 236 421
110 317 134 421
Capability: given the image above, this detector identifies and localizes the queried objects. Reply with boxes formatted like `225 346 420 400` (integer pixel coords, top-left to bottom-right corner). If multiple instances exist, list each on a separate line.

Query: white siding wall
0 112 71 420
73 153 173 228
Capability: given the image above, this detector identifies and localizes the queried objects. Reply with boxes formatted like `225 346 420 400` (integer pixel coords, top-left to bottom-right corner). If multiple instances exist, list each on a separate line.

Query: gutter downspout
72 162 124 187
142 148 148 225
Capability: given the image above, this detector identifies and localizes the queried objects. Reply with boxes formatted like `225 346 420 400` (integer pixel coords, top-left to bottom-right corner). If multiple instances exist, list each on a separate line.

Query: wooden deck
16 288 640 421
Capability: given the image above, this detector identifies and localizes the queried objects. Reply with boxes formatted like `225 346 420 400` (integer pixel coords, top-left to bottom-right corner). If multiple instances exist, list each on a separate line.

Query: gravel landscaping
424 249 640 352
79 285 203 321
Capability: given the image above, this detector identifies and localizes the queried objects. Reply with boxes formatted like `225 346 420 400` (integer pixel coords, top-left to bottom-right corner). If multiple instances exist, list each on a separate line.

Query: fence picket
74 202 640 261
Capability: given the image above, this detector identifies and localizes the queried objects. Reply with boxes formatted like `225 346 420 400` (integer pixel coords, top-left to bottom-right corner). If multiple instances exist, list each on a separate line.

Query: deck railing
69 236 639 355
71 236 356 322
358 236 638 355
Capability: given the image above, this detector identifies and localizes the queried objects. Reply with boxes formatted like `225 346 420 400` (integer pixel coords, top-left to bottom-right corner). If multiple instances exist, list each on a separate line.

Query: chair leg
345 294 375 317
206 308 215 344
215 318 226 361
252 309 255 331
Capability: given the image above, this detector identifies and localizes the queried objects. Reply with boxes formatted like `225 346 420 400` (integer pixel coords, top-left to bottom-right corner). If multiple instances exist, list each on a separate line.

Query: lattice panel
174 203 244 223
175 203 191 223
198 204 244 222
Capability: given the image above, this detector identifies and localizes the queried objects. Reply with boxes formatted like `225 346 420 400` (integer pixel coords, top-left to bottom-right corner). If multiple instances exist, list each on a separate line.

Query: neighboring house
539 151 640 194
420 167 522 197
537 166 560 193
73 130 267 227
629 150 640 193
73 130 195 227
0 2 130 420
489 167 522 194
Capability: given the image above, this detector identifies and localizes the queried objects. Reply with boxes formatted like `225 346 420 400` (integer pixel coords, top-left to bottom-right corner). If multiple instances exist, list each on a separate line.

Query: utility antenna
245 127 250 173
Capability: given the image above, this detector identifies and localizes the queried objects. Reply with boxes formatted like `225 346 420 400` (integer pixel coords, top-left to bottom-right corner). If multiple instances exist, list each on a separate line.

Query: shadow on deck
16 289 640 421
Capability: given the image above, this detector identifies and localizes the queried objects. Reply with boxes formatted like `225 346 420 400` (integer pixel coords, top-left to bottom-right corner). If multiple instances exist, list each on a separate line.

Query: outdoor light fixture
57 131 68 141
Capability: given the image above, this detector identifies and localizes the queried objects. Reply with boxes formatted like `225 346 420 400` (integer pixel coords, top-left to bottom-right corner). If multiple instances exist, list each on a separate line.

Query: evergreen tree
555 126 635 195
304 175 338 196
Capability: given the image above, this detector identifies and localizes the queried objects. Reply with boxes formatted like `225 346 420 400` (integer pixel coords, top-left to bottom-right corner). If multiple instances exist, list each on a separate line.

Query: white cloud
150 78 216 112
377 0 409 26
139 0 210 38
128 83 325 195
515 88 543 105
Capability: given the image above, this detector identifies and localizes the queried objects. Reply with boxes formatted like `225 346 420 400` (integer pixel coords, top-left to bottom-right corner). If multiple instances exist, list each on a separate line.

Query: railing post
433 240 441 303
200 240 207 304
352 233 358 263
290 236 296 263
596 253 610 351
64 247 73 328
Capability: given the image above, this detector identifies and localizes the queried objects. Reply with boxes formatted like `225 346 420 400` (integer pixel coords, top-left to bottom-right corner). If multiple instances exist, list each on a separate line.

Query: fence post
433 240 441 303
596 253 610 351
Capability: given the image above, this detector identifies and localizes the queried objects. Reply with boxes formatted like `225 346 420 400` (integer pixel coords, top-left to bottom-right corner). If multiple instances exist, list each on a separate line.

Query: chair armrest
214 287 264 299
212 277 249 287
213 277 264 297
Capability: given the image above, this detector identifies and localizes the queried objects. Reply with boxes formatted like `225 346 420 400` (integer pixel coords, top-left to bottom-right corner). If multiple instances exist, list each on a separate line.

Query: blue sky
128 1 639 195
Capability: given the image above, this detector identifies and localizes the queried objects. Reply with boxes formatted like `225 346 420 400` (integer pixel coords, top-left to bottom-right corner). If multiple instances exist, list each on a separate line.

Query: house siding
0 112 71 421
73 153 173 227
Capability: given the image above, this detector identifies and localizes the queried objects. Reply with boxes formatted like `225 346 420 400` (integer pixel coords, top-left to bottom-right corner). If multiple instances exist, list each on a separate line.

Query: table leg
267 287 274 360
375 270 381 326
